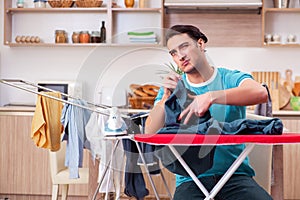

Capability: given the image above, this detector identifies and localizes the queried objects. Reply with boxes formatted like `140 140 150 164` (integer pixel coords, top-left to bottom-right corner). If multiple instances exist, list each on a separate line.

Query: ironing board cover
133 133 300 146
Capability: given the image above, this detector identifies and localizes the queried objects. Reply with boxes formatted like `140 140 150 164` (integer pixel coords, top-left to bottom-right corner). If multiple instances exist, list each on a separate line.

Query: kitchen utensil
284 69 294 96
279 82 291 109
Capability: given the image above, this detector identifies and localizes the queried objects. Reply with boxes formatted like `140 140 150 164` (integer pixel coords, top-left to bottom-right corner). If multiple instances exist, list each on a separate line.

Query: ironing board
133 133 300 200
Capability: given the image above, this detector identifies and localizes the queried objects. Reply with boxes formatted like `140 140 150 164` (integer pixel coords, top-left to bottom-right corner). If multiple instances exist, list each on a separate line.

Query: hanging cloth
31 92 64 152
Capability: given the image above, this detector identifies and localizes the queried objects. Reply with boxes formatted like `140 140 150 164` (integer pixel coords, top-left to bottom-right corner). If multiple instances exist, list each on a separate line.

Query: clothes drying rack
0 79 172 200
0 79 115 116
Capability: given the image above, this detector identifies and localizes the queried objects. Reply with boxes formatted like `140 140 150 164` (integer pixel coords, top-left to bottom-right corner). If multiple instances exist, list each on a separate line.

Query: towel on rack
85 108 125 198
61 99 91 179
31 92 64 152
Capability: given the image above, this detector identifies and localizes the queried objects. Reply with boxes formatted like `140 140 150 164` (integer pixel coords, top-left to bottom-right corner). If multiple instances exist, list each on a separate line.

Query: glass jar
139 0 146 8
79 31 90 43
125 0 134 8
34 0 47 8
91 31 101 43
55 30 67 43
72 31 80 43
17 0 25 8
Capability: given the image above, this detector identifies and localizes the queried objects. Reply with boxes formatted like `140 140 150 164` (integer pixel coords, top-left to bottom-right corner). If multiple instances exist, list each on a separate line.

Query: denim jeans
173 174 273 200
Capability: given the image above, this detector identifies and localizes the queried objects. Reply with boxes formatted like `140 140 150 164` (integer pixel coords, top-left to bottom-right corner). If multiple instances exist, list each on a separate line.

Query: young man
145 25 272 200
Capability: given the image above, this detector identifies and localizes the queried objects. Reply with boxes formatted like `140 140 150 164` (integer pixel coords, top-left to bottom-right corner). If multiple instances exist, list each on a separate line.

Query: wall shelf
3 0 164 47
5 42 162 47
6 7 108 13
262 7 300 47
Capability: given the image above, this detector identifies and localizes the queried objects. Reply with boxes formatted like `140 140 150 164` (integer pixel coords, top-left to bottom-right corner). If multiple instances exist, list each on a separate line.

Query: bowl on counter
290 96 300 111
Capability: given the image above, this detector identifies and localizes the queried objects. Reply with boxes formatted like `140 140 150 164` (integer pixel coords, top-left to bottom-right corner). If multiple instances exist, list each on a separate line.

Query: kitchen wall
1 1 300 106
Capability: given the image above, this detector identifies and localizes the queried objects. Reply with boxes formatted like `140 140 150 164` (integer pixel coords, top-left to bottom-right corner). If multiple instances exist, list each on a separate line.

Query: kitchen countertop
0 106 36 112
1 106 300 116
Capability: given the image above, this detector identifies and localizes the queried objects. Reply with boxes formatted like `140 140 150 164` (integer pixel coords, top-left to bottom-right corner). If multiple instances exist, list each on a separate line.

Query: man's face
167 33 202 73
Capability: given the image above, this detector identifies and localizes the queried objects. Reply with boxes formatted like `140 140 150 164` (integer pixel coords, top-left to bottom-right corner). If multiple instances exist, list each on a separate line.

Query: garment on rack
155 80 283 176
31 92 64 152
255 83 273 117
85 108 125 199
122 118 151 200
131 112 160 168
61 99 91 179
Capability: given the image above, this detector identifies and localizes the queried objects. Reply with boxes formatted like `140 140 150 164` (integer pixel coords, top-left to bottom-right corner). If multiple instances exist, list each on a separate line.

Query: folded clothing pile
127 31 157 44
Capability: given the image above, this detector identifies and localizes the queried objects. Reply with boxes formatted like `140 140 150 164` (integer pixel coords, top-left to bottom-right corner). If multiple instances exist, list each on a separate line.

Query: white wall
1 1 300 106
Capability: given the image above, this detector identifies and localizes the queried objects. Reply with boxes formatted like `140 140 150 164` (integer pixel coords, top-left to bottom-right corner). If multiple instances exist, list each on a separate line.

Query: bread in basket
128 84 159 109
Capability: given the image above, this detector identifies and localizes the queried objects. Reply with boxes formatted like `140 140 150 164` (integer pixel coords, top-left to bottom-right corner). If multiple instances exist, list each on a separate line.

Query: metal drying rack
0 79 169 200
0 79 133 118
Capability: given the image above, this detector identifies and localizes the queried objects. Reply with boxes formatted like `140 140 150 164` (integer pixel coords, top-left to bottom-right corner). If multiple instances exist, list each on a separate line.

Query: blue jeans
173 174 273 200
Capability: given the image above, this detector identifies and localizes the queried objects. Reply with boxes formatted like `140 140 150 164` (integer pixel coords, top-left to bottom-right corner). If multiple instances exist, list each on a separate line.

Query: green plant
165 62 184 75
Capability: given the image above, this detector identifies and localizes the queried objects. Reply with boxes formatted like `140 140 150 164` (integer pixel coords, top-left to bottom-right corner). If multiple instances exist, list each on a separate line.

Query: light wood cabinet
0 109 174 199
3 0 164 47
273 112 300 199
0 110 88 197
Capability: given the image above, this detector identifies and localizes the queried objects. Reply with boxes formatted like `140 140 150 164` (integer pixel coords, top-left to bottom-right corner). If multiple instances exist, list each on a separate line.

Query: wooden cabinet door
0 114 51 195
281 118 300 200
0 113 88 196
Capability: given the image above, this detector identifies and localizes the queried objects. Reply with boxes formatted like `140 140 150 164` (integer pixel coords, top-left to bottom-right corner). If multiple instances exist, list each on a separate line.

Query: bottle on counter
100 21 106 43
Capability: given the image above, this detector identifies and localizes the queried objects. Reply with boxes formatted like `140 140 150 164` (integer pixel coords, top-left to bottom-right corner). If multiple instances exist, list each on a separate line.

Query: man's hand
163 72 182 91
179 92 212 124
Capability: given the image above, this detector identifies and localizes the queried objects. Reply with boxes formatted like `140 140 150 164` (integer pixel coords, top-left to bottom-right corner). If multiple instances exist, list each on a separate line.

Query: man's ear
197 38 206 50
197 38 205 46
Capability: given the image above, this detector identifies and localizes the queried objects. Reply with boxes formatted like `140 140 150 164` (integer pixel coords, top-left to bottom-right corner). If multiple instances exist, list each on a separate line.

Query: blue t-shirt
155 67 255 187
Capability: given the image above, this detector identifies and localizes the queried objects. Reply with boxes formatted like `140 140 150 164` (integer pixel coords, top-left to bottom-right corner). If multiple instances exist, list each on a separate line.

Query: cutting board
252 71 290 111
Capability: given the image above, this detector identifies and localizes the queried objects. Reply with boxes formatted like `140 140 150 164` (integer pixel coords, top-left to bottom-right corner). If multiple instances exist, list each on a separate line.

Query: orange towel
31 92 64 151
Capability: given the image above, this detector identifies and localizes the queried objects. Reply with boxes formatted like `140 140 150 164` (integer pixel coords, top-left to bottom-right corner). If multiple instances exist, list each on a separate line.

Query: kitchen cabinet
262 1 300 47
3 0 164 47
0 109 89 198
273 111 300 200
0 107 175 199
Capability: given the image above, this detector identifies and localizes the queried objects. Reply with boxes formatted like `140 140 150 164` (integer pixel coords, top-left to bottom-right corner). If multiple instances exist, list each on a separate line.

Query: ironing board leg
92 139 120 200
160 169 173 200
134 140 160 200
169 144 255 200
168 145 210 197
205 143 255 200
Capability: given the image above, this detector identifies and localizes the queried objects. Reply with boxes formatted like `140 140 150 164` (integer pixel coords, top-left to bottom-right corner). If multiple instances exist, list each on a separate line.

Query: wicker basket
48 0 74 8
129 96 155 109
75 0 103 7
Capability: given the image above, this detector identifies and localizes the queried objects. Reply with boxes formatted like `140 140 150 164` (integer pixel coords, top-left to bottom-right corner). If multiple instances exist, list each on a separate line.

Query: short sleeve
224 69 253 88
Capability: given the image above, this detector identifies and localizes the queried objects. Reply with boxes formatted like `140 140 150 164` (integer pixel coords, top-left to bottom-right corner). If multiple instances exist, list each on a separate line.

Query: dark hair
165 25 208 43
